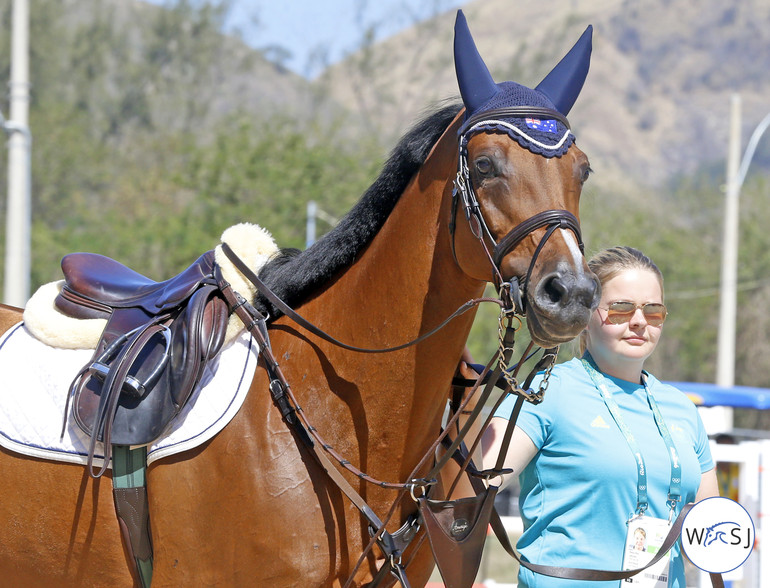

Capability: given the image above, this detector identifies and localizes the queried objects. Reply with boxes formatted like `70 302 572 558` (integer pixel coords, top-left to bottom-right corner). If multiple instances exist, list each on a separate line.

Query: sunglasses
600 301 668 326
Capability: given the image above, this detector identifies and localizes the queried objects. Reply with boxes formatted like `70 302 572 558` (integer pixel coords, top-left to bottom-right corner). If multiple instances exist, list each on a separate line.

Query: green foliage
171 115 382 250
0 0 383 288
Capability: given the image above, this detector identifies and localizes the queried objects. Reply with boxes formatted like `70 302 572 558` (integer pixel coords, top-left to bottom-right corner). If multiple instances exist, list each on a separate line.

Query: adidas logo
590 415 610 428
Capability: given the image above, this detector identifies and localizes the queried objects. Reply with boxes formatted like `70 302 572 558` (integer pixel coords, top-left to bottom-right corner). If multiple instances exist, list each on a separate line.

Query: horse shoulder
0 305 23 335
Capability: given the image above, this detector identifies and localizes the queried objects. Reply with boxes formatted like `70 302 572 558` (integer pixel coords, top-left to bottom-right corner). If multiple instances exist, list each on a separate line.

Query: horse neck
298 119 486 461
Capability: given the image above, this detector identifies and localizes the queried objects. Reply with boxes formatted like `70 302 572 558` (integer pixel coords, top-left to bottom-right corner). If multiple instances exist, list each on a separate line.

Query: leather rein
214 108 587 586
218 243 548 588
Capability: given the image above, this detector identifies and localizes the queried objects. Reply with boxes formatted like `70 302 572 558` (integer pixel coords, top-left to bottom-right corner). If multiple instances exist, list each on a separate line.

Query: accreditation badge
622 515 672 587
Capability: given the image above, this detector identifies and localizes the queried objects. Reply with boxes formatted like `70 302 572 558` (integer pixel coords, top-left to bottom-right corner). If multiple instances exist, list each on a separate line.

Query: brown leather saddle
56 250 230 476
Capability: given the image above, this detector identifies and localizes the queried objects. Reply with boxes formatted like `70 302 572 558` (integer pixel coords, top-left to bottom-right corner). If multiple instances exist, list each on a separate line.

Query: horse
0 11 599 587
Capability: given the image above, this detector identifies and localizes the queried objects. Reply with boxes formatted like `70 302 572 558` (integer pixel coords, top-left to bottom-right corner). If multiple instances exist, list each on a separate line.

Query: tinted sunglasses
600 301 667 326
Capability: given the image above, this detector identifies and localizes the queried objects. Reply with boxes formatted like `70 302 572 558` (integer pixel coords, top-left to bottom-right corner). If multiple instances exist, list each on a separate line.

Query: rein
220 243 530 490
221 243 504 354
217 243 556 587
216 106 581 583
216 109 584 586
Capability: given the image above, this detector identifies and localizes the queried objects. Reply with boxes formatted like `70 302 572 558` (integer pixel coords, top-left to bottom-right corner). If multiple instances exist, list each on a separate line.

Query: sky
212 0 466 78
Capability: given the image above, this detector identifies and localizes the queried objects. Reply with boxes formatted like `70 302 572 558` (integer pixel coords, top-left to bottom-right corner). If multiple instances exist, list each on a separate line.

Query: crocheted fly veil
454 9 592 157
419 11 593 588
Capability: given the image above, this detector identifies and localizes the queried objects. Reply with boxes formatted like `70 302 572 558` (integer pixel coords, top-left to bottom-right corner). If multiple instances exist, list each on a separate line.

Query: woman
481 246 719 587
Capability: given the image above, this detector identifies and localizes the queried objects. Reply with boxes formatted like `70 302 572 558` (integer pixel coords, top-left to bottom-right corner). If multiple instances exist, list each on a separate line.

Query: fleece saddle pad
0 322 259 468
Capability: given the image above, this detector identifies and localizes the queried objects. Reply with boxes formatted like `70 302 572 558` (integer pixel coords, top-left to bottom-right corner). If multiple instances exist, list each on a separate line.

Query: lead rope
447 357 725 587
444 341 557 501
443 377 725 586
484 496 724 586
443 360 724 586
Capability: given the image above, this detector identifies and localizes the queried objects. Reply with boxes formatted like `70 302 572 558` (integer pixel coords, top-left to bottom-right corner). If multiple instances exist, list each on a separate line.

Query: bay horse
0 11 599 587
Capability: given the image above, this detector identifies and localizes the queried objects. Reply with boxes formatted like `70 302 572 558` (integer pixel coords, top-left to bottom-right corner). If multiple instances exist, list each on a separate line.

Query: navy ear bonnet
454 10 592 158
460 81 574 157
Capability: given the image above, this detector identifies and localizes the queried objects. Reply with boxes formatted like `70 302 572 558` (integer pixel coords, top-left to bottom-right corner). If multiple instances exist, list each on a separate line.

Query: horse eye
474 156 494 176
581 166 593 184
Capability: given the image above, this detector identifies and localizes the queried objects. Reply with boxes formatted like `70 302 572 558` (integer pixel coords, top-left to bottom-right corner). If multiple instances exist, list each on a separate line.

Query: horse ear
454 10 499 113
535 25 593 116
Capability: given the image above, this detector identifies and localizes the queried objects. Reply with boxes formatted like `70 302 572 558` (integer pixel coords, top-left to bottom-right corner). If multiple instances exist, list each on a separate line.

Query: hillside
0 0 344 136
67 0 331 131
0 0 376 282
319 0 770 188
16 0 765 188
309 0 770 395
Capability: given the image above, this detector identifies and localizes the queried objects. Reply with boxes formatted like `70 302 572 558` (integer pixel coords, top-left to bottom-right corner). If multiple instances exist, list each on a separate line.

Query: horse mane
256 101 462 318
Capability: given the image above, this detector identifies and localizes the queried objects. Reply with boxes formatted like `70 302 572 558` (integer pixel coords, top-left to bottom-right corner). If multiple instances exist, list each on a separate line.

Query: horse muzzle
526 265 600 347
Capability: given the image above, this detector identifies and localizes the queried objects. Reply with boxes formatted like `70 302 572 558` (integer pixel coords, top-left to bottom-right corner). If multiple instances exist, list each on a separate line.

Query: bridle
449 106 584 313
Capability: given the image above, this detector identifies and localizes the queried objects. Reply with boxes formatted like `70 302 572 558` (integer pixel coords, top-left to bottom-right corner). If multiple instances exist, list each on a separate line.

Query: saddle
56 250 230 476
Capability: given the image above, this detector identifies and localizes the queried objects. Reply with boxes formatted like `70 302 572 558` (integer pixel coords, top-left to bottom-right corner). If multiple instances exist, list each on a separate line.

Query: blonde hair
578 246 664 356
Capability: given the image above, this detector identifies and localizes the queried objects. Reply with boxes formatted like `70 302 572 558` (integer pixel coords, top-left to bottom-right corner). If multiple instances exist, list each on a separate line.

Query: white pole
717 94 740 388
4 0 31 306
306 200 317 248
712 94 741 433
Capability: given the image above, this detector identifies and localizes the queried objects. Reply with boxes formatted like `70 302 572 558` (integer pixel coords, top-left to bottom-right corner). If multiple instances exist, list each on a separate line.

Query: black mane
257 101 462 318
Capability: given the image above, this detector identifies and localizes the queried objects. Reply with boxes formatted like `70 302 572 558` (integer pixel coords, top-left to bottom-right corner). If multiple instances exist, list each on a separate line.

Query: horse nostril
536 272 599 309
541 274 569 305
587 275 601 308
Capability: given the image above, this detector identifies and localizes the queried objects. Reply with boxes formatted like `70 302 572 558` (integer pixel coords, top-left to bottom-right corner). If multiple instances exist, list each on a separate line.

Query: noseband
449 106 584 312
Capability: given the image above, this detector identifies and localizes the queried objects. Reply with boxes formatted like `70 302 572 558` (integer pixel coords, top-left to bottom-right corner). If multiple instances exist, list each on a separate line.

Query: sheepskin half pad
23 222 278 349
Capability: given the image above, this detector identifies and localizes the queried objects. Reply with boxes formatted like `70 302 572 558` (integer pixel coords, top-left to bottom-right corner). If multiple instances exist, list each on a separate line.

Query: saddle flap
417 485 499 588
169 285 229 408
72 284 229 449
73 319 175 442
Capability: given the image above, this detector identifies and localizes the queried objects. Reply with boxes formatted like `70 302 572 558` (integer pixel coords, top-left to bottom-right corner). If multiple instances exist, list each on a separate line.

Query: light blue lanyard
581 357 682 516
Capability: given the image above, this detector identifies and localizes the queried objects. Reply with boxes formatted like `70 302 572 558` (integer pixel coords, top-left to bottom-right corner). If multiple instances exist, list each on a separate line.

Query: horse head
451 10 599 347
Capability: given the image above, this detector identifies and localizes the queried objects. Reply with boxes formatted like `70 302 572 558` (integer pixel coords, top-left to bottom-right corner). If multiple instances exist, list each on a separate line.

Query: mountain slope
319 0 770 187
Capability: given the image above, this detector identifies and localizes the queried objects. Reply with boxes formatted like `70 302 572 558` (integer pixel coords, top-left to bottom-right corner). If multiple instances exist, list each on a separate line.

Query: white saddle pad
0 322 259 468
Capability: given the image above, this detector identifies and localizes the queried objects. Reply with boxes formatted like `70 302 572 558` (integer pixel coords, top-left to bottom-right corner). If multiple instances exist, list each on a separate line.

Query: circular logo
681 497 754 574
